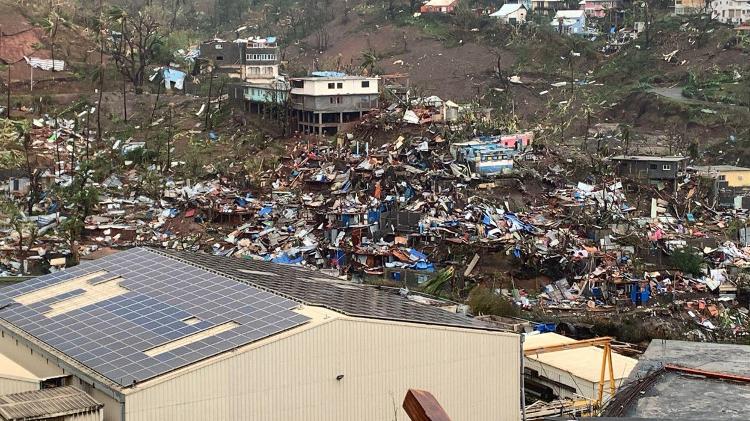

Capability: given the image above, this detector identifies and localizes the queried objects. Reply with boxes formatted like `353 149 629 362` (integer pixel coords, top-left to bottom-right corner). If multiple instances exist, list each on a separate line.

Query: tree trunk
205 68 214 131
122 78 128 121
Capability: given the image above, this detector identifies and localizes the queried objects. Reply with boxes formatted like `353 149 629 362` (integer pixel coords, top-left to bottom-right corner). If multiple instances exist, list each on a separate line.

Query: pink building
579 0 620 17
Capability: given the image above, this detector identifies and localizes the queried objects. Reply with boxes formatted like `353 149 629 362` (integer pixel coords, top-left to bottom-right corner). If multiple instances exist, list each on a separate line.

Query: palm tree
360 50 378 75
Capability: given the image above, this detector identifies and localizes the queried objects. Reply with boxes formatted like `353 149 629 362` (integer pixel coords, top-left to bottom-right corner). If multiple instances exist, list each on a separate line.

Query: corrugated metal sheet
23 56 65 71
0 386 102 420
125 315 520 421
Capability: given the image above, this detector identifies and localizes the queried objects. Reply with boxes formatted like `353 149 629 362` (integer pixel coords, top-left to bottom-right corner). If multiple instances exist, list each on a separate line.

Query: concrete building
491 4 529 24
674 0 707 15
199 39 244 79
523 333 637 402
695 165 750 209
0 247 520 421
710 0 750 25
290 72 380 136
610 155 688 181
0 386 103 421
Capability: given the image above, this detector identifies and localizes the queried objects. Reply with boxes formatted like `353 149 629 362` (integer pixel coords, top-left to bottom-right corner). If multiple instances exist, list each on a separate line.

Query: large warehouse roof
0 248 309 386
0 248 487 390
158 248 485 329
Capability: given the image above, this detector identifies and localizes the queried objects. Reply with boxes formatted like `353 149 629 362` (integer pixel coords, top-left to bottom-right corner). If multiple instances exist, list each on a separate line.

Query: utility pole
6 65 10 118
166 103 173 173
205 66 214 131
97 0 104 145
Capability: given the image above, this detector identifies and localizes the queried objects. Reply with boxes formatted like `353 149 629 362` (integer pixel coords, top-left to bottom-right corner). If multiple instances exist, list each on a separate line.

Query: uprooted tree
106 7 163 94
0 119 43 215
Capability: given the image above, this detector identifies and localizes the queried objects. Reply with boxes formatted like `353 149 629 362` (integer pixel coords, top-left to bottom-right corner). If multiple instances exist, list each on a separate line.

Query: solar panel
0 248 310 386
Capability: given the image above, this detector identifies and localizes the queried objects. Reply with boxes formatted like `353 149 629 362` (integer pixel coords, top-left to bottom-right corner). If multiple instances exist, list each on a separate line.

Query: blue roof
0 248 309 387
311 71 347 78
162 68 186 83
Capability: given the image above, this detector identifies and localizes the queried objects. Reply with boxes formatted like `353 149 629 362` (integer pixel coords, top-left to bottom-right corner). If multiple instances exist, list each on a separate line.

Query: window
328 83 335 89
337 82 343 89
662 164 672 171
649 164 657 170
215 55 224 61
246 54 277 61
361 81 370 88
292 80 304 88
739 175 744 181
718 175 727 181
215 44 223 50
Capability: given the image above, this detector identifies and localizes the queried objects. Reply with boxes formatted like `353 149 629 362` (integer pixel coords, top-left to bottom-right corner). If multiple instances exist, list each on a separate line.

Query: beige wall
125 316 520 421
0 376 38 395
524 358 627 402
720 170 750 188
0 328 121 421
0 330 63 379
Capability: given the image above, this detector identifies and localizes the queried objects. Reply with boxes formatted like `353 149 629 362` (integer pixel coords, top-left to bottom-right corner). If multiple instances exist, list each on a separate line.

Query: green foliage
0 119 30 169
683 67 749 106
467 286 519 317
421 267 454 296
670 247 704 276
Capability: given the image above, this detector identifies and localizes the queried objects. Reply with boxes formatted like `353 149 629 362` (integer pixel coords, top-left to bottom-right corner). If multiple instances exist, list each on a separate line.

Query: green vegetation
670 247 705 276
683 67 749 107
467 286 519 317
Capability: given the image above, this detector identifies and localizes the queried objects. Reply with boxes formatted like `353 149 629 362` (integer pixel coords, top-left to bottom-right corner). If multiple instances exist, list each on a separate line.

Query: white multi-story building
290 72 380 135
710 0 750 24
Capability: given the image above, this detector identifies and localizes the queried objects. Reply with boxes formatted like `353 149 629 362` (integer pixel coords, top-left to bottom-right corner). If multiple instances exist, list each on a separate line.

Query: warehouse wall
0 328 121 421
0 376 37 395
125 314 520 421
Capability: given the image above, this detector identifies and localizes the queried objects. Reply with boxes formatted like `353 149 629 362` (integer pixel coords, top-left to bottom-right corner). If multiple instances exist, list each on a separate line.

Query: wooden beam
665 364 750 383
524 337 614 356
403 389 452 421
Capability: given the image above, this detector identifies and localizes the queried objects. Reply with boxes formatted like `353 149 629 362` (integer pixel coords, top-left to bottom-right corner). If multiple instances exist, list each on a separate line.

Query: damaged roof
157 248 489 330
0 386 102 421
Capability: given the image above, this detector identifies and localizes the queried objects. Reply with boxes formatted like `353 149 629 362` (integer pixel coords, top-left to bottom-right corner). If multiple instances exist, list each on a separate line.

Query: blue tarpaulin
258 207 273 216
504 212 536 233
272 253 303 264
311 71 347 78
367 209 380 224
534 323 557 333
161 68 186 90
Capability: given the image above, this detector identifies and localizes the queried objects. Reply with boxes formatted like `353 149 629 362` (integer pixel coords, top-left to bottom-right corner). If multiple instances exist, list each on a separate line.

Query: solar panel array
159 249 488 329
0 248 310 386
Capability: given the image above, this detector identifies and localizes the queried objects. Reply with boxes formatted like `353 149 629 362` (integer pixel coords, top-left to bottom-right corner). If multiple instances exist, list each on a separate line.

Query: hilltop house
610 155 688 184
579 1 606 17
491 4 529 24
225 36 290 114
290 72 380 136
674 0 706 15
199 39 245 79
420 0 459 13
551 10 587 34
